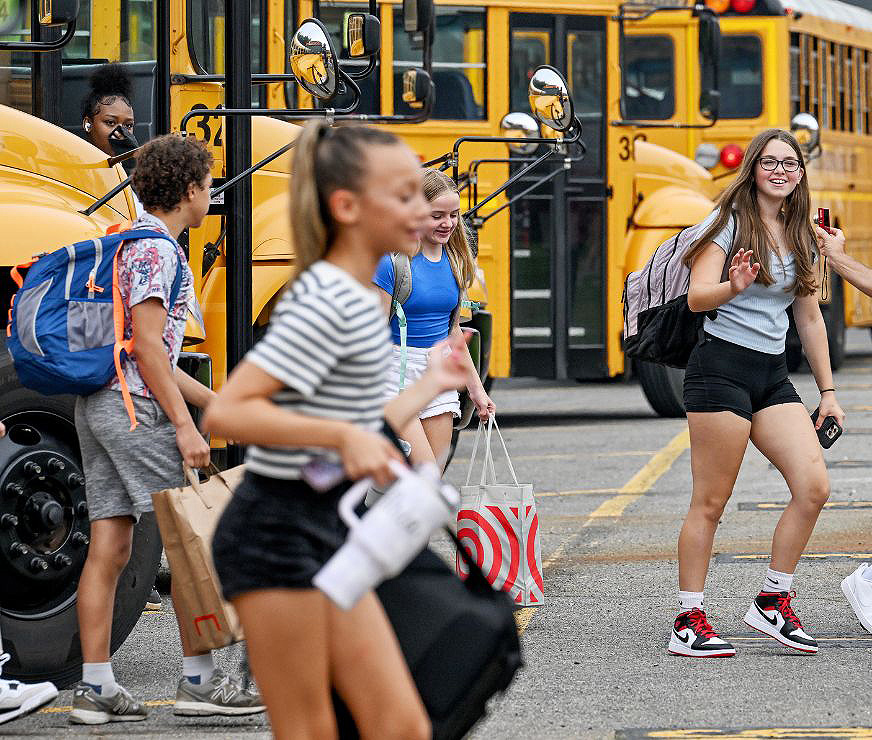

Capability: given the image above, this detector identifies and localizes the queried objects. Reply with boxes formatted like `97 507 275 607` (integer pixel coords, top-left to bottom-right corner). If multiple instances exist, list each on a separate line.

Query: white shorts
382 344 461 420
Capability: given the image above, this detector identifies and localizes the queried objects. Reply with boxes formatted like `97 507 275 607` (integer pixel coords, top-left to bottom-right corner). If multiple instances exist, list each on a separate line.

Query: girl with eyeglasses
668 128 844 658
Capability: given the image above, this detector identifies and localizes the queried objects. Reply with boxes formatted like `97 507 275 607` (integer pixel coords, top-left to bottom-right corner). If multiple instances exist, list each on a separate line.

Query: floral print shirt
107 212 196 397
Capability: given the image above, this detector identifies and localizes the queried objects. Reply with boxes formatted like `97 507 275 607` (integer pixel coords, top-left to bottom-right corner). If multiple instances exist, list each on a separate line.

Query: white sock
82 662 118 696
678 591 704 613
862 564 872 583
762 567 794 593
182 653 215 685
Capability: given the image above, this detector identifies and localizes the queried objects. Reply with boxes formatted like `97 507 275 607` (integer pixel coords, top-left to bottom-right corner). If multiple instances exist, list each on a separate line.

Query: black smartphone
810 408 842 448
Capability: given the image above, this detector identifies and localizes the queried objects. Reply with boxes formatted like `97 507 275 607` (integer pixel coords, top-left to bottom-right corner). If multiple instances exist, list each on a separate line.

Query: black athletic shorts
212 471 350 601
683 333 802 421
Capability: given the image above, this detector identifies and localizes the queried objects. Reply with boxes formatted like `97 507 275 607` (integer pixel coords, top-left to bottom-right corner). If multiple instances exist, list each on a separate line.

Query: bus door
508 14 607 380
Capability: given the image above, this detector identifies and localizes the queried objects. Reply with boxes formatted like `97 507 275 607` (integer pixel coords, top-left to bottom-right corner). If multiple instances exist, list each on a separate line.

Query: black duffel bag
335 533 522 740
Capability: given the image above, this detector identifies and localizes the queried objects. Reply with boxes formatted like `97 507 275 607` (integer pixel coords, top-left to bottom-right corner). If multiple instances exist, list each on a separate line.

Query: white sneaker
0 653 58 724
841 563 872 634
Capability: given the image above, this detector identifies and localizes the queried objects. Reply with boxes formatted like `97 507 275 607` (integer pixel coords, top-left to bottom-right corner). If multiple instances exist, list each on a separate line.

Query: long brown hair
421 169 476 295
290 121 401 279
682 128 817 296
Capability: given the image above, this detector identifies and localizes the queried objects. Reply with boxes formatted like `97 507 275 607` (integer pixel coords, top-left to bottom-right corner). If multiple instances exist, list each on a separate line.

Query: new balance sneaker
174 670 265 716
743 591 818 653
0 653 58 724
841 563 872 634
69 683 147 724
668 608 736 657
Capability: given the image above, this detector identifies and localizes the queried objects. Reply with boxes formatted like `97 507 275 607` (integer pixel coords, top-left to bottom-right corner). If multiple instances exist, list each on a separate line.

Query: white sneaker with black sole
743 590 818 653
668 608 736 658
841 563 872 634
0 653 58 725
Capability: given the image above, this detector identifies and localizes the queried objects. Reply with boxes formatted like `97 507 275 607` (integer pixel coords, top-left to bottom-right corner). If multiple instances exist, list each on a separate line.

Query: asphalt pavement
5 331 872 738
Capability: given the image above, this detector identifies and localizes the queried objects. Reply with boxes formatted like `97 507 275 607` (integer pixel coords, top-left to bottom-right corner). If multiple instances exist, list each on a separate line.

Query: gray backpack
622 221 718 368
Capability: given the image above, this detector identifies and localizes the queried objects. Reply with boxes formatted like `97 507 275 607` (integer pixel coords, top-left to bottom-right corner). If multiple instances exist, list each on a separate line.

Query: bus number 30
619 134 647 161
189 103 223 147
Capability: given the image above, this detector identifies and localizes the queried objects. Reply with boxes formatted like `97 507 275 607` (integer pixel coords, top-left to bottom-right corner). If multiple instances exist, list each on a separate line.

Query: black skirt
212 470 350 601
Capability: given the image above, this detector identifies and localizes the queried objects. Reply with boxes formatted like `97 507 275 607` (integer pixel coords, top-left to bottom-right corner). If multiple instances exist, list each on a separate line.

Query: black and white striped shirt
244 260 391 479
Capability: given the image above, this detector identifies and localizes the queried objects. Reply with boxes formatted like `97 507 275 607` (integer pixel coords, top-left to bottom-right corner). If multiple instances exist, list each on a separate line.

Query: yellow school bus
0 0 447 686
636 0 872 375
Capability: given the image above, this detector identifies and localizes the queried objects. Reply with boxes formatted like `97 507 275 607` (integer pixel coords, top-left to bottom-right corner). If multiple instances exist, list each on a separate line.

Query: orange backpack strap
7 259 37 337
112 243 138 431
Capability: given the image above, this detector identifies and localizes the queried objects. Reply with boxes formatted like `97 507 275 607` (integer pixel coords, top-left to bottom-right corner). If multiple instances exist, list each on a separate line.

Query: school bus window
713 34 762 119
829 41 837 129
61 0 91 58
811 36 820 123
510 30 549 114
623 35 674 120
188 0 263 83
314 4 379 115
393 6 485 120
790 33 800 118
0 0 32 115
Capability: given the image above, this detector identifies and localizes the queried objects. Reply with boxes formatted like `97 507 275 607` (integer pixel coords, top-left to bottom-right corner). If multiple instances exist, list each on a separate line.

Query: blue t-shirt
373 250 459 348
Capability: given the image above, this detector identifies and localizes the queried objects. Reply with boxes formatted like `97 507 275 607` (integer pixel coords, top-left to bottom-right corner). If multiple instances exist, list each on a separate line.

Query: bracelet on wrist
819 388 836 395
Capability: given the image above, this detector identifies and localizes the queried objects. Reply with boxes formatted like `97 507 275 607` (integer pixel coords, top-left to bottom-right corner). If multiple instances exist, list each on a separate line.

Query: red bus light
731 0 756 12
720 144 744 169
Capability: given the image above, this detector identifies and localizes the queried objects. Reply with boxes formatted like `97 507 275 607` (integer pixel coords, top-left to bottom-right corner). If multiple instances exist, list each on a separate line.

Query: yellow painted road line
587 429 690 519
536 488 621 497
40 699 176 714
517 427 690 636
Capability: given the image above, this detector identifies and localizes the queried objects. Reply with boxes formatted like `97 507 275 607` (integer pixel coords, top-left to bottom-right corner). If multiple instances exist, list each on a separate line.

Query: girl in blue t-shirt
374 169 495 467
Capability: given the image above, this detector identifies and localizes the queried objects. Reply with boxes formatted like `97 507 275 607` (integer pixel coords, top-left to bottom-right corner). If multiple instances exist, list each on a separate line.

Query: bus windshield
623 35 675 120
715 34 763 119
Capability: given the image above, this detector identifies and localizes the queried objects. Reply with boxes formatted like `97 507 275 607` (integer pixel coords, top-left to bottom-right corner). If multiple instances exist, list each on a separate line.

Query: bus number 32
189 103 223 147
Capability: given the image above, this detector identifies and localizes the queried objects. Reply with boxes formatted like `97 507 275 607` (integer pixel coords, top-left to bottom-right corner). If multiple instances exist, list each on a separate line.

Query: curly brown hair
132 134 213 212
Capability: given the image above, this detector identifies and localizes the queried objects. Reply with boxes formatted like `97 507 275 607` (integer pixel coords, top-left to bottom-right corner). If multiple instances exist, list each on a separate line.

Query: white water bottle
313 459 459 610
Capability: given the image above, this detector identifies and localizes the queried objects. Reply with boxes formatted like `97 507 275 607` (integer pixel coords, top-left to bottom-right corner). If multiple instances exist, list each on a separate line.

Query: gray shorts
75 389 184 522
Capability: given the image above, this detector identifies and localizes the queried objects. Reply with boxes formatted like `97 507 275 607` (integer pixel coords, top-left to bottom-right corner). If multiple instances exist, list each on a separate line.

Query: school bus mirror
791 113 820 154
401 68 433 109
403 0 433 35
344 12 380 58
290 18 339 101
528 65 574 133
699 89 720 121
697 10 721 120
500 112 540 154
38 0 79 26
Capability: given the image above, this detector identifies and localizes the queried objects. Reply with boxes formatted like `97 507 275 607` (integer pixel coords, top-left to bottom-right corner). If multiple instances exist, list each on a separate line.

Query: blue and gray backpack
6 228 181 428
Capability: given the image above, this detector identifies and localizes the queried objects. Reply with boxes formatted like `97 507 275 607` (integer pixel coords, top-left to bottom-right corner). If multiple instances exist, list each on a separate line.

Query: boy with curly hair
71 135 264 724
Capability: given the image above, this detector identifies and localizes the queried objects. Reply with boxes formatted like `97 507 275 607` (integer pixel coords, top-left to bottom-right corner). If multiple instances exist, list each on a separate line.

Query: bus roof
780 0 872 30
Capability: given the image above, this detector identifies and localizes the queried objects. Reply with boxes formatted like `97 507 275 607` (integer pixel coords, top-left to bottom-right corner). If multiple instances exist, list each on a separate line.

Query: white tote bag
455 415 544 606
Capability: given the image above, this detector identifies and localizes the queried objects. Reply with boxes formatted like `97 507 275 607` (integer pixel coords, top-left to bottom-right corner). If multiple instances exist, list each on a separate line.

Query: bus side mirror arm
0 17 76 51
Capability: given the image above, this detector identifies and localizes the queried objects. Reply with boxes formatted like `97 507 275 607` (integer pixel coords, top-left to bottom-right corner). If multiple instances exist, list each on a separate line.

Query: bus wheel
636 361 686 418
0 352 162 688
822 277 845 371
444 428 461 470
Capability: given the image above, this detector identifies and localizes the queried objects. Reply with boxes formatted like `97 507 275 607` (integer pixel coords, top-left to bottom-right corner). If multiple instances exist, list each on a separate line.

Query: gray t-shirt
699 209 799 355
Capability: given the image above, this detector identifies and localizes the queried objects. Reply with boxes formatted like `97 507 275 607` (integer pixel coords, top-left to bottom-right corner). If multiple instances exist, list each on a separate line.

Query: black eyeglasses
758 156 801 173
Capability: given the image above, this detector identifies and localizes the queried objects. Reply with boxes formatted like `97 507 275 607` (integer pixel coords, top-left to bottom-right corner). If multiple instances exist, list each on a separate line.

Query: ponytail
289 121 401 280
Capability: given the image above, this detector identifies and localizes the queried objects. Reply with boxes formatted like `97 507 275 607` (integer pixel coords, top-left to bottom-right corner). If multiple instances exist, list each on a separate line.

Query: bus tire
636 361 686 418
822 277 845 371
0 348 162 688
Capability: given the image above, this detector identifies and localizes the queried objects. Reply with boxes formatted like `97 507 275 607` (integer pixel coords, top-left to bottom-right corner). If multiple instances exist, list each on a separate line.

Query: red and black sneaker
668 608 736 657
743 590 818 653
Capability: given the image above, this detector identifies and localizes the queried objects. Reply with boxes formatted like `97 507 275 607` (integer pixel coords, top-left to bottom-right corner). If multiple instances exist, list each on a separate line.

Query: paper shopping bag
455 416 544 607
152 464 246 652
